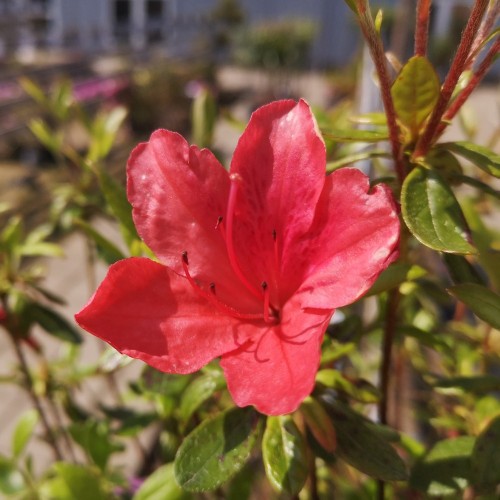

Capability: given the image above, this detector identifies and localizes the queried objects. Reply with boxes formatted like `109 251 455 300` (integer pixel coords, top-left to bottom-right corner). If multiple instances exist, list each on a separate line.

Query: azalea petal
229 99 327 304
297 168 400 309
75 257 258 374
221 296 333 415
127 130 256 309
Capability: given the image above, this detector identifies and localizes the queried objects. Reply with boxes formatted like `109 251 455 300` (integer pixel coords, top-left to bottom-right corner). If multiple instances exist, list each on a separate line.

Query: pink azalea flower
75 100 399 415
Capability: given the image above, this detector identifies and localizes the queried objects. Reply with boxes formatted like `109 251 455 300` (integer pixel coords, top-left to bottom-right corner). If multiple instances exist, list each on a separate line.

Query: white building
0 0 481 68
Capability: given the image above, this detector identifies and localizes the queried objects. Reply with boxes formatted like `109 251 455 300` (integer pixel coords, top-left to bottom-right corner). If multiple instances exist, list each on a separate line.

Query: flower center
181 173 280 325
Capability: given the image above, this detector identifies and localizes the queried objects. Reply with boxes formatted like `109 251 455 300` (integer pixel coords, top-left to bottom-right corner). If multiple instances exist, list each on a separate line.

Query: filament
225 174 263 300
181 252 264 321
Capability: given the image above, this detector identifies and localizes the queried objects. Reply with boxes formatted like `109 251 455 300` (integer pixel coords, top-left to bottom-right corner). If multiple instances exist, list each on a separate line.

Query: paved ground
0 66 498 480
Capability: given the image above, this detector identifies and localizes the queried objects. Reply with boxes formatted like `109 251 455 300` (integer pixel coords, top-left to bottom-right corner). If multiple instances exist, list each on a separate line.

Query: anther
215 216 223 230
182 251 189 265
209 282 216 295
272 229 277 241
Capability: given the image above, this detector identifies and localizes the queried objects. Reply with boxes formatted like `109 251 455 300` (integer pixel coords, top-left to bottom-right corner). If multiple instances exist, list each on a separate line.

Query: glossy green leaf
471 415 500 493
448 283 500 330
322 128 389 142
134 463 192 500
28 303 82 344
440 141 500 178
39 463 108 500
409 436 475 496
75 219 125 265
0 456 25 495
262 415 308 495
12 409 39 459
367 262 427 296
391 56 440 137
174 407 261 492
443 253 486 286
401 166 474 254
179 372 225 428
328 401 407 481
300 397 336 452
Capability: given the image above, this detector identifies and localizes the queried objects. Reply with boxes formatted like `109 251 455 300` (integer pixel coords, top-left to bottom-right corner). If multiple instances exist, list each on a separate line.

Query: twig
415 0 432 56
355 0 405 184
413 0 489 159
434 36 500 139
10 336 64 461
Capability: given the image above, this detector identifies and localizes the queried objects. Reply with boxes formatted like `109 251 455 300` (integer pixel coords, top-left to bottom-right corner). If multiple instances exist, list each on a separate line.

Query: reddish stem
355 2 405 183
413 0 489 159
415 0 432 56
435 36 500 139
467 0 500 68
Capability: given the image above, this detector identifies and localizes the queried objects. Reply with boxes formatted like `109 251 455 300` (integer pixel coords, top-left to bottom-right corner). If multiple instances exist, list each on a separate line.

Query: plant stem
355 0 405 183
413 0 489 159
467 0 500 68
415 0 431 56
434 36 500 139
379 289 401 426
10 336 64 461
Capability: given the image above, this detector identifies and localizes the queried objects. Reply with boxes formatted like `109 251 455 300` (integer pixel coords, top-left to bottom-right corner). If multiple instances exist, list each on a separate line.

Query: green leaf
27 303 82 344
448 283 500 330
391 57 439 136
0 456 25 495
471 415 500 493
316 370 380 403
19 77 48 107
19 241 64 258
322 128 389 142
262 415 308 495
12 409 39 459
401 166 475 254
94 168 138 246
300 397 336 452
367 262 427 296
179 372 225 428
87 106 128 163
327 401 407 481
134 463 192 500
28 119 61 154
191 88 217 148
453 174 500 200
39 463 108 500
462 199 500 290
440 141 500 178
174 407 261 492
69 420 123 470
409 436 475 496
434 375 500 394
75 219 125 265
443 253 486 286
326 150 390 172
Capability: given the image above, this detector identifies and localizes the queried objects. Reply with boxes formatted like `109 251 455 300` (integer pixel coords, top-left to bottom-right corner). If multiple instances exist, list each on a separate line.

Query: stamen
181 252 264 321
272 228 281 286
225 174 263 300
209 282 216 295
215 216 223 230
262 281 270 323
